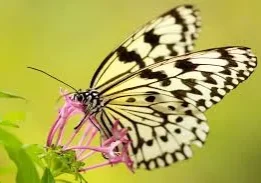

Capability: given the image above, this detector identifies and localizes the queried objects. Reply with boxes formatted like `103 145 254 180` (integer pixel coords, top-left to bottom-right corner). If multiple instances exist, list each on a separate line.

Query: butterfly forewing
102 47 257 111
90 5 201 90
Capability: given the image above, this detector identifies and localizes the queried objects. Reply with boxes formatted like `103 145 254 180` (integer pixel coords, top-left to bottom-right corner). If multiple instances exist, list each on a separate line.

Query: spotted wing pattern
102 47 257 111
90 5 201 90
96 47 257 169
97 94 208 169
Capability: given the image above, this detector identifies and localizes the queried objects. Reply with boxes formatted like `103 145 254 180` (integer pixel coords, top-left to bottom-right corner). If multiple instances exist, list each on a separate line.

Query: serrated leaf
0 128 40 183
41 168 55 183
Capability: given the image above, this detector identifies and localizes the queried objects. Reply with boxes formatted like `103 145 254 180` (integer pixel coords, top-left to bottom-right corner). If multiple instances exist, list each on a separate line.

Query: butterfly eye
75 94 84 102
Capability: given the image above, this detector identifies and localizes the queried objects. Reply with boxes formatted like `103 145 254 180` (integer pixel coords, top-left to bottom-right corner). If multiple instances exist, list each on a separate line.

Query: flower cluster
45 89 134 179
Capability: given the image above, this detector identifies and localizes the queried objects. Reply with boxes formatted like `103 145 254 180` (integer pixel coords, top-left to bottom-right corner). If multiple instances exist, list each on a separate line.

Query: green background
0 0 260 182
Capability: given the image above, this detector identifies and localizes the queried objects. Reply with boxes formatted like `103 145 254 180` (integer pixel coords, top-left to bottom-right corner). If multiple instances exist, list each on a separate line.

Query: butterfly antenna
27 66 78 92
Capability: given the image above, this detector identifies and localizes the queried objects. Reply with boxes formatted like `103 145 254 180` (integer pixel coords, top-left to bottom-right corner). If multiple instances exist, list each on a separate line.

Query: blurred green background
0 0 260 182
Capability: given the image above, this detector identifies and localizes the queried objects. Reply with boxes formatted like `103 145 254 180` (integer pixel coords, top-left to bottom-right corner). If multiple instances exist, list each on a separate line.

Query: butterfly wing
101 47 257 110
90 5 201 90
96 47 257 169
97 94 208 169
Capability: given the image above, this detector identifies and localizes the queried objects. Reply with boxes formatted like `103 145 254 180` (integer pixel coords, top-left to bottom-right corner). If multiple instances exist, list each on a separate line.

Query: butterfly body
72 89 104 114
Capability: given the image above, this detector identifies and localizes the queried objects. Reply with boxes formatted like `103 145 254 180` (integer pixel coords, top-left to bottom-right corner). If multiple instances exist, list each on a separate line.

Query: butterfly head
72 89 104 113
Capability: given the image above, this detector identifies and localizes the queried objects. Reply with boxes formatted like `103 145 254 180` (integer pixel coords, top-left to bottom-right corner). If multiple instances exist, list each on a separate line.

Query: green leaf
42 146 87 183
0 128 40 183
0 120 19 128
41 168 55 183
0 91 26 100
55 179 73 183
23 144 46 169
0 112 26 128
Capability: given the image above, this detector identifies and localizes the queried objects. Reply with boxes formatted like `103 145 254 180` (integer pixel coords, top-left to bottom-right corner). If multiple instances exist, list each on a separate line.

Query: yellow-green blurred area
0 0 261 182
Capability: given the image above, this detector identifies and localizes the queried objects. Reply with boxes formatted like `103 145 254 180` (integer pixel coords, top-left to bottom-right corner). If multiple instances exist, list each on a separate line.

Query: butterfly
69 4 257 170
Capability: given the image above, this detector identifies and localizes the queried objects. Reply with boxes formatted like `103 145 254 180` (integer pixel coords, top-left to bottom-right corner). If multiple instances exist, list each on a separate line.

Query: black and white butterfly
69 5 257 169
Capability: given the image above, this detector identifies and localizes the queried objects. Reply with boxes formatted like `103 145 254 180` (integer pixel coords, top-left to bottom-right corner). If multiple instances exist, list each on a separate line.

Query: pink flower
46 89 134 174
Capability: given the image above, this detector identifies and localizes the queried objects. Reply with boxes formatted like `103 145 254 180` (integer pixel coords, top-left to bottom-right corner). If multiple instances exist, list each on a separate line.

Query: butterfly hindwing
97 93 208 169
90 5 201 90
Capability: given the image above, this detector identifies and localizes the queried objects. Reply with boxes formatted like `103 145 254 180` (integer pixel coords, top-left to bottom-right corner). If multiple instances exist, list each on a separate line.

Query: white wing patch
90 5 201 90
